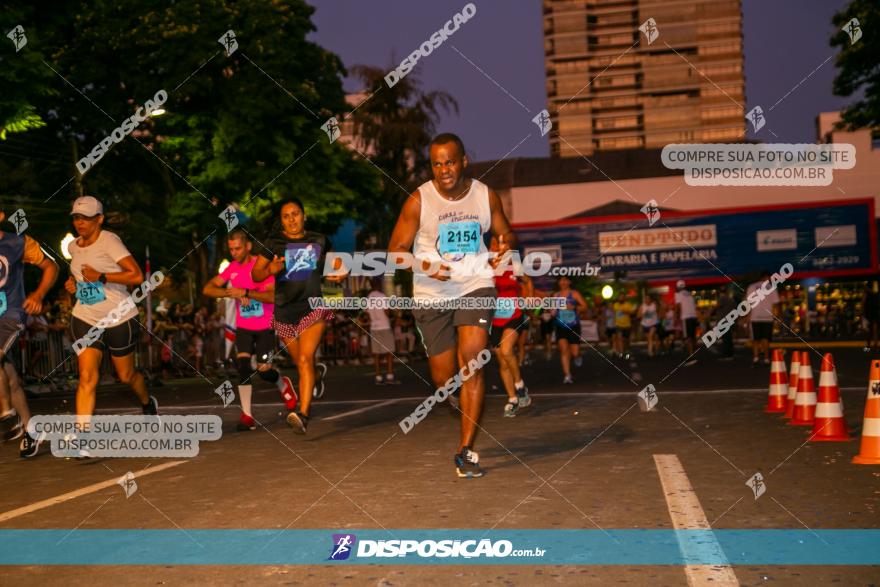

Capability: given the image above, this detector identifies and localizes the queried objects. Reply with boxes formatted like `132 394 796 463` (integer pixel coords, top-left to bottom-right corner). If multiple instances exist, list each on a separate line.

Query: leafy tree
1 0 382 289
831 0 880 129
348 64 458 245
0 4 57 140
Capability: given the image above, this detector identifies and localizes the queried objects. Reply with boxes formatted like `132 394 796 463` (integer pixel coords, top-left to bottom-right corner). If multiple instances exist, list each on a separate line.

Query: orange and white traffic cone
810 353 849 441
784 351 801 420
765 349 788 413
853 360 880 464
789 352 816 426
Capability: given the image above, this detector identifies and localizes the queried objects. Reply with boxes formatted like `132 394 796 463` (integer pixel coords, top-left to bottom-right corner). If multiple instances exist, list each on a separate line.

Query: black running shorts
71 316 138 357
490 313 529 348
235 328 276 363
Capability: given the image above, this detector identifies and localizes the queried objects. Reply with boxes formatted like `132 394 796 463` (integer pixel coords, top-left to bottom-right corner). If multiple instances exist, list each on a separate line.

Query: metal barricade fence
17 329 152 393
17 319 432 388
17 330 73 382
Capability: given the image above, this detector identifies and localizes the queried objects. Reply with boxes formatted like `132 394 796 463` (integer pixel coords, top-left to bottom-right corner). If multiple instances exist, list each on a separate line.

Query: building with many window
543 0 746 156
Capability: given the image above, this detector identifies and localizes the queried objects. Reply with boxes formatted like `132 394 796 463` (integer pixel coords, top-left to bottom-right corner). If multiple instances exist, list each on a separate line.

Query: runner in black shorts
203 229 296 431
252 198 346 434
488 235 533 417
64 197 157 426
0 207 59 457
552 276 587 385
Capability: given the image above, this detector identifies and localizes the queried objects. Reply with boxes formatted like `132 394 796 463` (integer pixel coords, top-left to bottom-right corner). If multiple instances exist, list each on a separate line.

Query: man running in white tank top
389 133 515 479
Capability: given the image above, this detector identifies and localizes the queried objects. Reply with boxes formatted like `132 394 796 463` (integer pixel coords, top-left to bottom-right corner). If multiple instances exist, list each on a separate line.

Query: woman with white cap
64 196 158 419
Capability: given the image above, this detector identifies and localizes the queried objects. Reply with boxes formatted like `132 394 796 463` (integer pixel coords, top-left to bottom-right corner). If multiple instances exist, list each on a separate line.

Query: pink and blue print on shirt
282 243 321 282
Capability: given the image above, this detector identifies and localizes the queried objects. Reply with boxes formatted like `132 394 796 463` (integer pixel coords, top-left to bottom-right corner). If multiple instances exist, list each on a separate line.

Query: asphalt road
2 343 879 585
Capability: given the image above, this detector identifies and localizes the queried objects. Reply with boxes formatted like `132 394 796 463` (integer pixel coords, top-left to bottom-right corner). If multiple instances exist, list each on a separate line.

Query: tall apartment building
543 0 745 156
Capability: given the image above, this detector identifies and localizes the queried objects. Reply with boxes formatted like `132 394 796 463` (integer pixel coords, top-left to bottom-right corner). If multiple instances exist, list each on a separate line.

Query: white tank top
412 178 494 299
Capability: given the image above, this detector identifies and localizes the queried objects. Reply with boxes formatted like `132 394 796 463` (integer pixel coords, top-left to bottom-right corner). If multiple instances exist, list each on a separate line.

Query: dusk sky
309 0 854 162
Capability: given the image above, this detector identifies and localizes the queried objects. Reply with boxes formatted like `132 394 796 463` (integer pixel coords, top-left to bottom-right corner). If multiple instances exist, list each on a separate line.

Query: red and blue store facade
513 198 878 338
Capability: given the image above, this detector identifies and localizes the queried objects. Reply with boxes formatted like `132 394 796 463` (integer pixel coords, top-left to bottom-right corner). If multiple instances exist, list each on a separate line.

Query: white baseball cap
71 196 103 217
676 280 686 290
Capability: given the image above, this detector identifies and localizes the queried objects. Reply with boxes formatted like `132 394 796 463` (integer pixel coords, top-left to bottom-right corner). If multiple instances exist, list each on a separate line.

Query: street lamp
149 108 166 117
61 233 74 260
601 285 614 300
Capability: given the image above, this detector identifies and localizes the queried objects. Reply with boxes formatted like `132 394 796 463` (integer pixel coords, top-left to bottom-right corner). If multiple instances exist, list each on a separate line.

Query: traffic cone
765 349 788 413
810 353 849 441
853 360 880 464
784 351 801 419
789 353 816 426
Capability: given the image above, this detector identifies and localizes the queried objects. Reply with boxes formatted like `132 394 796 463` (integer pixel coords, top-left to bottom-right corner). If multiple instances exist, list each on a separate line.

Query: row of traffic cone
766 349 880 463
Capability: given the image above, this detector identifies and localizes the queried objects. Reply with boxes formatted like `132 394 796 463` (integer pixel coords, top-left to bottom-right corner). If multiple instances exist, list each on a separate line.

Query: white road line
96 398 407 413
653 454 739 587
321 399 403 421
0 461 187 523
94 386 831 415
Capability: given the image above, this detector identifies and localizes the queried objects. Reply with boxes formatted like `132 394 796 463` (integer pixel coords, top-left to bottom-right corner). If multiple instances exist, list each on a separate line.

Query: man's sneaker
236 413 257 431
20 431 43 458
142 396 159 416
516 387 532 408
280 376 298 410
286 410 309 434
573 356 583 368
1 410 22 443
313 362 328 399
563 374 574 385
384 374 401 385
374 375 385 386
455 447 483 478
503 399 519 418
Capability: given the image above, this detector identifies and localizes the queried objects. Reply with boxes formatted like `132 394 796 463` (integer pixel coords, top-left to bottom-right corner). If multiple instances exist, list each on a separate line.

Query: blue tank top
0 233 27 323
555 290 579 326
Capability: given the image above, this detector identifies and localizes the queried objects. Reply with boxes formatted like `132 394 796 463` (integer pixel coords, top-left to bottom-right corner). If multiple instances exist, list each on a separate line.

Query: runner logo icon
329 533 357 560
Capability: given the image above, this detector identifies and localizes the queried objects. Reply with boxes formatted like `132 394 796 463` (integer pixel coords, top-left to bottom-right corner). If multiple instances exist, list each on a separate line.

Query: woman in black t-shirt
252 198 346 433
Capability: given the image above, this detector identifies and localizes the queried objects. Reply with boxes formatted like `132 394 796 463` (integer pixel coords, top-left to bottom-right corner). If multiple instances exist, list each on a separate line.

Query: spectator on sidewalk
747 271 779 365
712 287 737 360
638 293 660 358
675 280 698 366
367 280 400 385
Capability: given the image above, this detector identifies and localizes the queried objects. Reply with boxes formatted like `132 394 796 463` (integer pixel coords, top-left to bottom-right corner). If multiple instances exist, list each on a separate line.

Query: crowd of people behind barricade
321 307 420 366
15 288 430 389
15 279 875 393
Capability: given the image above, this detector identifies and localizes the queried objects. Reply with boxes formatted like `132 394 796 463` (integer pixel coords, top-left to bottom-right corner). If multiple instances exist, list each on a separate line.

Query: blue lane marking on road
1 530 879 565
